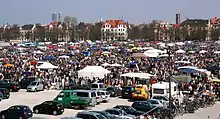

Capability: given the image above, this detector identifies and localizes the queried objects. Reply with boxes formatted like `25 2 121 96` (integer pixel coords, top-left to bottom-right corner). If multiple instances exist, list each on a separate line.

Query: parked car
0 91 2 101
53 90 91 109
113 105 144 116
151 95 169 105
76 111 108 119
0 105 33 119
91 83 106 90
121 86 135 99
92 90 103 104
89 111 116 119
0 88 10 99
104 108 136 119
106 86 121 97
19 77 36 89
0 79 20 92
64 84 90 90
99 90 110 102
131 101 155 113
146 99 164 107
33 101 64 115
27 80 44 92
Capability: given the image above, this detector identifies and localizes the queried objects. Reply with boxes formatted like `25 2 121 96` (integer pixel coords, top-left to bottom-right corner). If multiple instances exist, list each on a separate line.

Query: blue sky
1 0 220 25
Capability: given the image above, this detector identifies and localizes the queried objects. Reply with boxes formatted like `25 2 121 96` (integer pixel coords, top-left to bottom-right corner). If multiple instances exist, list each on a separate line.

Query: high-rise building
58 12 62 22
52 12 57 22
176 13 181 24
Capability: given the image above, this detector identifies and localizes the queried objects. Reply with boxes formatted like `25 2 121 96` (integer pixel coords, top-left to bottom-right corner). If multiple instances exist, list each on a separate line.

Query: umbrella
4 63 14 67
42 56 57 61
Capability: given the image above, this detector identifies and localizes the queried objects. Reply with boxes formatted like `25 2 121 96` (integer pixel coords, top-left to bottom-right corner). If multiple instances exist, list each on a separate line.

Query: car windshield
58 92 65 97
30 82 37 86
135 90 141 94
153 88 164 94
91 84 98 88
101 92 105 95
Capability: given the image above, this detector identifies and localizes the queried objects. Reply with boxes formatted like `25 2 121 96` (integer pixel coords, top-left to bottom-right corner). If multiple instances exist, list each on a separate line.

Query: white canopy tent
34 50 44 54
175 61 191 64
58 55 70 59
175 49 186 54
111 63 122 67
199 50 208 54
78 66 110 79
101 63 111 67
120 72 153 79
37 62 58 69
214 51 220 54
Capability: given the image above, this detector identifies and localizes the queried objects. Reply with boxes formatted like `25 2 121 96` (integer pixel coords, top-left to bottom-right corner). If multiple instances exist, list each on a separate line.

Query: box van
54 90 90 109
27 80 44 92
91 83 105 90
152 82 178 98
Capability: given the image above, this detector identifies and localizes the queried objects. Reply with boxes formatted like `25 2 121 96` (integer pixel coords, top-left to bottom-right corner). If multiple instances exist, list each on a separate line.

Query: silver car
27 81 44 92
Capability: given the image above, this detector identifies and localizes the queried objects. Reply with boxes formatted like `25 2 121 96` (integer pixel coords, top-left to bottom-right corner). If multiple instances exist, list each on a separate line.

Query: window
96 115 106 119
77 92 89 97
99 84 105 88
77 114 90 119
65 92 70 97
58 92 65 97
150 100 159 104
174 86 177 91
153 89 164 94
91 84 98 88
91 92 96 97
135 90 141 94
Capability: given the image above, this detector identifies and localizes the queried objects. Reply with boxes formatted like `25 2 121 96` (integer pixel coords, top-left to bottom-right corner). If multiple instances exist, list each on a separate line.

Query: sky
0 0 220 25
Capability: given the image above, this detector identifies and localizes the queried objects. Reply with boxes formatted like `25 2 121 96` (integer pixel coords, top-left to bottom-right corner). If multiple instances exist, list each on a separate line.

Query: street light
167 43 174 119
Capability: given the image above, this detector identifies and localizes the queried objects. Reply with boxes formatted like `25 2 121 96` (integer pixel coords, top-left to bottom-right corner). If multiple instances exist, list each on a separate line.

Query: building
52 12 57 22
58 12 62 22
176 13 181 24
101 20 128 41
153 21 173 41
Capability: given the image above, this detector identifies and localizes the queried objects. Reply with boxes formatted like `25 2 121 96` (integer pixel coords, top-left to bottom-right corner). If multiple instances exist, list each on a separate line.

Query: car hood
27 85 36 88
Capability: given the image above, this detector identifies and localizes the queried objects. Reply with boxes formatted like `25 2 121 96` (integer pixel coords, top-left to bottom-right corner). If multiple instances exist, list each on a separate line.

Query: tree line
1 18 220 42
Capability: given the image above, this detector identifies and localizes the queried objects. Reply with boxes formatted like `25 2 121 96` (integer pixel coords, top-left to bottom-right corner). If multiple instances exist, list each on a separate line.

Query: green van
53 90 91 109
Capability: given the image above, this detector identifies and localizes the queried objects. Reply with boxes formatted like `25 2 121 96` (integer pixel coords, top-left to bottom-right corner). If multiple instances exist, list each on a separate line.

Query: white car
151 95 169 106
99 90 110 102
92 90 103 104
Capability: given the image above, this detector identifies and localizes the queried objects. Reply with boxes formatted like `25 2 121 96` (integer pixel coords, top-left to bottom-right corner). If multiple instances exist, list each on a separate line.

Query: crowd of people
0 40 220 95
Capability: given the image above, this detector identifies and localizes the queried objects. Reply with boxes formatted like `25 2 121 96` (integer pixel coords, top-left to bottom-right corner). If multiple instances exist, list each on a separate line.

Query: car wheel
34 88 37 92
34 109 39 114
19 117 23 119
53 110 57 115
1 115 5 119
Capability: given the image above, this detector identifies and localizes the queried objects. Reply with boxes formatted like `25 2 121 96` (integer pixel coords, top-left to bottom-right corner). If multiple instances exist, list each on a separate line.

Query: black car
0 88 10 99
33 101 64 115
89 111 115 119
106 86 121 97
64 84 90 90
19 78 36 89
121 86 135 98
0 79 20 92
113 105 144 116
0 105 33 119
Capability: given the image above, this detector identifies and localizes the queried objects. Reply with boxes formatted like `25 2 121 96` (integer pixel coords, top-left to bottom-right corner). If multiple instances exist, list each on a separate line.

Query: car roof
147 99 159 101
77 111 101 116
105 108 121 111
115 105 130 107
11 105 29 108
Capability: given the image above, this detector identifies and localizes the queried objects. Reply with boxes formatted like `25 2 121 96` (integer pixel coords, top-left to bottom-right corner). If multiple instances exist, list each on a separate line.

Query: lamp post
167 43 173 119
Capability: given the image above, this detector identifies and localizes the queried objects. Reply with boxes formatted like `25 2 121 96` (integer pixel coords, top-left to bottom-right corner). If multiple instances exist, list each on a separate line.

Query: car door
4 106 16 119
41 102 48 113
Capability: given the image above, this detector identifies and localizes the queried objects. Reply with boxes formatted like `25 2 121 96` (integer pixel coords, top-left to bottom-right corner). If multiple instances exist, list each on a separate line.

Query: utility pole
167 44 173 119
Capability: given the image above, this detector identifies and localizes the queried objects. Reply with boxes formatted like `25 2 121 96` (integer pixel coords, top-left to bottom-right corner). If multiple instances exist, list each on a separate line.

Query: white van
152 82 178 98
27 80 44 92
91 83 105 90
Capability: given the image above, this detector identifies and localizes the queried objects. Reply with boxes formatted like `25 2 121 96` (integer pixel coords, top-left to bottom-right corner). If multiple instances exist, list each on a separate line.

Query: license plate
61 110 64 112
124 92 128 94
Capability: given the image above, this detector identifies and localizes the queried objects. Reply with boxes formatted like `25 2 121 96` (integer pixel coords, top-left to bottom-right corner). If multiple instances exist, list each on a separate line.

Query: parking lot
0 90 132 119
1 90 220 119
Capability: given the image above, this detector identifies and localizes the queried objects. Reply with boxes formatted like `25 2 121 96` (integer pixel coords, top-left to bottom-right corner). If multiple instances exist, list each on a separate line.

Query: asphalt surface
1 90 220 119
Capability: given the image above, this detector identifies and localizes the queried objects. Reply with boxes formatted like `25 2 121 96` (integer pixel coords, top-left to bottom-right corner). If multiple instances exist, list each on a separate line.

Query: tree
63 16 77 26
141 25 155 41
89 22 101 41
128 26 141 40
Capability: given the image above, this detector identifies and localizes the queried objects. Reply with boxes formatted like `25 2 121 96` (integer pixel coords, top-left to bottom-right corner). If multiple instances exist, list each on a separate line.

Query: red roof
101 20 126 28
